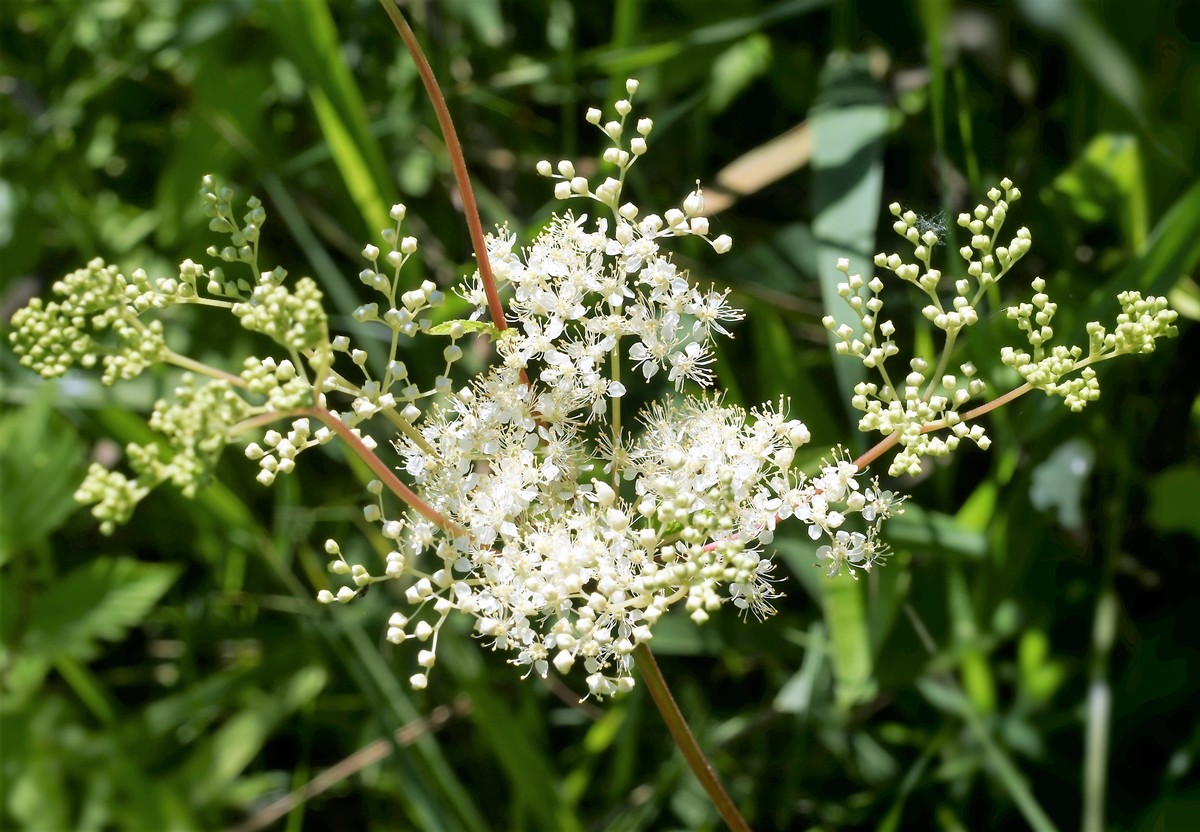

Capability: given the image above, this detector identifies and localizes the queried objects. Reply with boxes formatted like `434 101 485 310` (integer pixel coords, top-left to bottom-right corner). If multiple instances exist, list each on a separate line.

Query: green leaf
182 665 327 807
776 536 875 709
886 503 989 558
810 52 889 424
708 34 772 113
1121 178 1200 298
1018 0 1146 128
1147 464 1200 539
20 556 180 661
425 319 501 337
269 0 397 237
1045 133 1147 249
0 384 87 564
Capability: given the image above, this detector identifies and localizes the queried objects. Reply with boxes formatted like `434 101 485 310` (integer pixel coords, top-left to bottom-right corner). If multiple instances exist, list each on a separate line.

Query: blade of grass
270 0 397 237
810 51 888 428
917 678 1061 832
1100 178 1200 300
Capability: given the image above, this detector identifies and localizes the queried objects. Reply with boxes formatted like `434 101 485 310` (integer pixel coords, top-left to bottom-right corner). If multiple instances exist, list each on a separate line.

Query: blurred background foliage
1 0 1198 829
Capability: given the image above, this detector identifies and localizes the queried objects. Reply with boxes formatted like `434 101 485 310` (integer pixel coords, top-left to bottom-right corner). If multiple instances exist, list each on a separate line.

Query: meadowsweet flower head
307 83 899 694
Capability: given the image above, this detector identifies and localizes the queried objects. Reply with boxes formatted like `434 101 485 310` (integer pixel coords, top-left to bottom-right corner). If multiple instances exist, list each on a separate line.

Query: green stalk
164 348 247 386
610 340 622 486
632 645 751 832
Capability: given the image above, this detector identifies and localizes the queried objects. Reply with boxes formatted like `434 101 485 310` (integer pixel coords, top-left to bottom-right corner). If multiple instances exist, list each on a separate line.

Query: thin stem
230 698 471 832
299 407 465 537
377 0 507 332
922 328 958 402
632 645 751 832
164 349 246 386
610 341 622 486
1083 469 1125 832
852 381 1033 471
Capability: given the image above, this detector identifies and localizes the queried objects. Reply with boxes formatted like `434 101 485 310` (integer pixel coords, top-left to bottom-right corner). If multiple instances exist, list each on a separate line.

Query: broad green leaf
810 52 888 421
20 556 180 661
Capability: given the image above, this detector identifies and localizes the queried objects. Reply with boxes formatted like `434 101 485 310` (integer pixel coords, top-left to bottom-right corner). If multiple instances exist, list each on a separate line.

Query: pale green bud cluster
202 174 265 274
1002 283 1177 411
73 374 252 533
231 269 328 352
9 258 170 385
8 179 345 534
825 178 1176 476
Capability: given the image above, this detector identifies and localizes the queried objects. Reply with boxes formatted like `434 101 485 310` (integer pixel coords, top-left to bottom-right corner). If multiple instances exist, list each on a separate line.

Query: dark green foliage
2 1 1198 829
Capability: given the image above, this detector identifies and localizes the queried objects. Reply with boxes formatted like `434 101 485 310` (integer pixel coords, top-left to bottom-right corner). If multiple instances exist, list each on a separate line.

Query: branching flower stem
164 349 246 386
374 4 750 828
299 407 465 536
852 381 1033 470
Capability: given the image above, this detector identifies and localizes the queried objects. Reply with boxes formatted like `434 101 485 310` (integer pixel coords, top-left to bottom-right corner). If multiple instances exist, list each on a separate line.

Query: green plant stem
377 0 506 332
922 329 958 402
164 349 246 386
632 644 751 832
610 341 622 486
1083 473 1124 832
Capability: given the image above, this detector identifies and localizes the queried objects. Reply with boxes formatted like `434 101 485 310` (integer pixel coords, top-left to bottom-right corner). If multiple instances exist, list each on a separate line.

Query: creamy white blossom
317 83 900 695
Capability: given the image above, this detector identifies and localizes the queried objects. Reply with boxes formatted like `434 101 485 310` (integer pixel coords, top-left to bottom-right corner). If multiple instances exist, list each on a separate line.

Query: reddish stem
633 645 752 832
377 0 507 332
299 407 465 537
851 382 1033 471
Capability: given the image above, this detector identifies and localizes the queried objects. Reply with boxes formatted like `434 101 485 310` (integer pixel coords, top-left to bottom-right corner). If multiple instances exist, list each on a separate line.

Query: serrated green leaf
0 384 87 563
21 557 180 661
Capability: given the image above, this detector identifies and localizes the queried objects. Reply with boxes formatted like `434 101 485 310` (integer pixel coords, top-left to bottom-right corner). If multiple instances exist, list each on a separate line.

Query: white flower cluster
321 81 902 696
